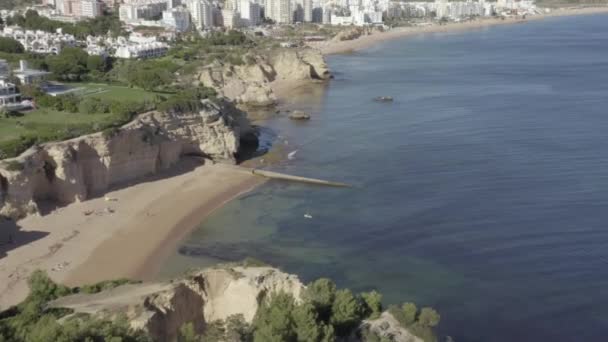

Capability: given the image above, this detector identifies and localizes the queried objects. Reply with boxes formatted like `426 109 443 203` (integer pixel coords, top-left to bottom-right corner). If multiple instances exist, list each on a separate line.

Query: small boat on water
288 150 298 160
373 96 394 102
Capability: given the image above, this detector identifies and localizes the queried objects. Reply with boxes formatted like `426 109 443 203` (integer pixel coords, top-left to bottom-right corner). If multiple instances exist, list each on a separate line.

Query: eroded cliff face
0 100 252 220
49 266 305 342
197 48 331 107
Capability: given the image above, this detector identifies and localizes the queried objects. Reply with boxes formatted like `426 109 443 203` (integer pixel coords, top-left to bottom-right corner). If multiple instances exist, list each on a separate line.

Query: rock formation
361 312 424 342
49 266 424 342
289 110 311 120
196 48 331 107
0 100 252 220
49 266 305 342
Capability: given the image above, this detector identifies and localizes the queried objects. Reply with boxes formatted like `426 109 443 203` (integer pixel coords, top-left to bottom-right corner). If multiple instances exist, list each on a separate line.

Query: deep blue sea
162 15 608 341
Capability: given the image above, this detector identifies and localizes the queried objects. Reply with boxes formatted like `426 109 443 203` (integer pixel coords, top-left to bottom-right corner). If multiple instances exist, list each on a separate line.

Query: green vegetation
0 37 24 54
0 271 147 342
0 108 117 159
5 10 126 39
388 303 441 342
157 87 217 113
0 268 440 342
179 277 441 342
0 81 218 159
0 0 37 10
0 87 156 159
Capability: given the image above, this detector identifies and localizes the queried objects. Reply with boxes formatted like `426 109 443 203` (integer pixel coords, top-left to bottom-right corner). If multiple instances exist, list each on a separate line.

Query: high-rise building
221 8 239 27
321 6 331 23
303 0 312 22
293 2 303 22
239 0 261 26
186 0 213 29
80 0 103 17
311 6 322 22
162 7 191 31
265 0 290 23
99 0 117 9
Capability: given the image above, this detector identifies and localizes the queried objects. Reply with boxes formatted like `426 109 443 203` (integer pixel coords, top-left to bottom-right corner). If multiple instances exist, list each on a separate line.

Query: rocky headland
0 99 252 220
46 265 424 342
196 48 331 108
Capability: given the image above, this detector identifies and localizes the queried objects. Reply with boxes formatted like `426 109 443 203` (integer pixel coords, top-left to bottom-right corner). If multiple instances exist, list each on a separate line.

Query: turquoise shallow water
162 15 608 341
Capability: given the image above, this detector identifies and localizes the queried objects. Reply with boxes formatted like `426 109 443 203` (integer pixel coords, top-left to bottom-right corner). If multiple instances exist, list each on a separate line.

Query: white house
13 60 51 85
0 79 21 109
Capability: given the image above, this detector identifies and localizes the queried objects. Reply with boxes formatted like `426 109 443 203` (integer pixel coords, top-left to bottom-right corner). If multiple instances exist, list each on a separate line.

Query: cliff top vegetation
0 267 441 342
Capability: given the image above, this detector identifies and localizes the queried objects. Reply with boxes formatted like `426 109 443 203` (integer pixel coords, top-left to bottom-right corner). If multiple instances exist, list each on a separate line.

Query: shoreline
310 6 608 55
2 5 607 310
0 160 264 308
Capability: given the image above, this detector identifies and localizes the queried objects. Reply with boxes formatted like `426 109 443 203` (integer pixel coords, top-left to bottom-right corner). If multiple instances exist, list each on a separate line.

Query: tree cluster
5 10 125 39
207 30 251 46
157 87 217 114
44 47 110 81
0 37 24 54
388 302 441 342
177 277 438 342
0 271 148 342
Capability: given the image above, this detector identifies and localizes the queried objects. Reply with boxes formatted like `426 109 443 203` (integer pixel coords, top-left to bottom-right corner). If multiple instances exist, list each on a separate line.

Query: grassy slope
0 109 116 143
0 84 159 147
77 83 163 101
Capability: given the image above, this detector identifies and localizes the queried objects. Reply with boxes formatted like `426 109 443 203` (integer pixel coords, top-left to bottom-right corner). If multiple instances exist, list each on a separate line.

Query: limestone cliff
0 99 252 220
197 48 331 107
49 266 305 342
49 266 424 342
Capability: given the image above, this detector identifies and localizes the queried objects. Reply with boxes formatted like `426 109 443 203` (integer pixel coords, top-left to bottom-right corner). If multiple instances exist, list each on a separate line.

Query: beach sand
310 6 608 55
0 160 263 309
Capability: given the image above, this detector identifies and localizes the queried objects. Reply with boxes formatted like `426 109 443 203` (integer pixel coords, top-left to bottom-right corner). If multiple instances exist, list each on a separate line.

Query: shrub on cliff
0 271 150 342
388 302 441 342
157 87 217 114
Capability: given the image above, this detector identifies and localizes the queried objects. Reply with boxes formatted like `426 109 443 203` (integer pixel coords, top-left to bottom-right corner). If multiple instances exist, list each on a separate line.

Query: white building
162 7 191 31
80 0 103 18
221 8 240 28
114 41 169 58
0 59 9 78
239 0 261 26
303 0 312 22
0 26 77 55
119 0 168 23
0 79 21 109
265 0 291 23
13 60 51 85
186 0 214 29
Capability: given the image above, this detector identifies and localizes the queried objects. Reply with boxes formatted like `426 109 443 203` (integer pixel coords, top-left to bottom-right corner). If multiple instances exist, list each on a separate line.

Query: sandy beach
310 6 608 55
0 160 263 309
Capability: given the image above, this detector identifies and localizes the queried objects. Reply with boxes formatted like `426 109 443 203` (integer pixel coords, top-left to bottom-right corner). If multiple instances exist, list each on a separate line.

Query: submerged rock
289 110 311 120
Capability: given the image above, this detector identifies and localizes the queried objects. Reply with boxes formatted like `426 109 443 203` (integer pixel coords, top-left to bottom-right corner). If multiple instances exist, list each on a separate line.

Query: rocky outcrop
0 99 252 220
197 48 331 107
360 312 424 342
333 26 384 42
49 266 305 342
289 110 311 120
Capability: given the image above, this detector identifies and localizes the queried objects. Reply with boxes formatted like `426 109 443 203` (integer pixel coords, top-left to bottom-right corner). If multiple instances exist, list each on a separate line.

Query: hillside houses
0 26 78 54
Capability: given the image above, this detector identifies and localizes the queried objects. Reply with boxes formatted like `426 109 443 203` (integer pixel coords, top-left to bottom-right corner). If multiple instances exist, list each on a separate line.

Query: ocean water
161 15 608 341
